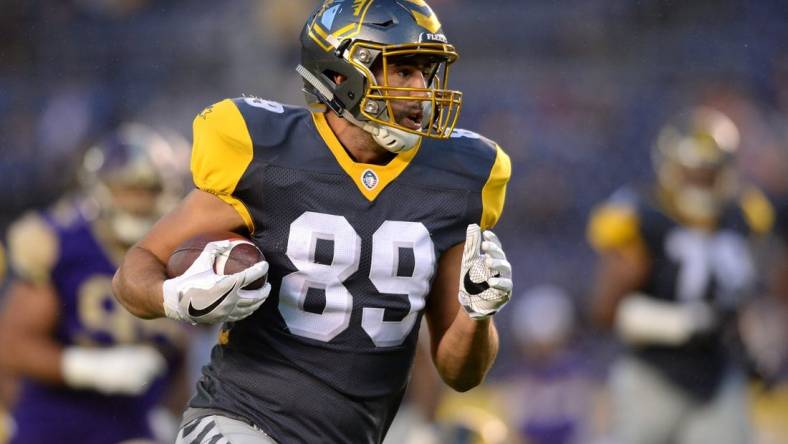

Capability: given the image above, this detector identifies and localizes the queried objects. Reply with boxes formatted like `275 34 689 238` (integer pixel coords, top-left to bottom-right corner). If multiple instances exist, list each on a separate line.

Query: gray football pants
175 409 277 444
610 357 751 444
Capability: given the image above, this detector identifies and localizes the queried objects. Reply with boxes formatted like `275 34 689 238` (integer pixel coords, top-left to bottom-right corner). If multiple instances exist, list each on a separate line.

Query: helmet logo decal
361 169 379 190
309 0 374 52
403 0 442 33
321 4 341 29
352 0 370 16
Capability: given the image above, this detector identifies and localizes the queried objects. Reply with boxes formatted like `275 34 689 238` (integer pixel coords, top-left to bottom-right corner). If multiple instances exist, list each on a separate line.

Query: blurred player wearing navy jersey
112 1 514 443
588 107 773 444
774 197 788 305
0 124 189 444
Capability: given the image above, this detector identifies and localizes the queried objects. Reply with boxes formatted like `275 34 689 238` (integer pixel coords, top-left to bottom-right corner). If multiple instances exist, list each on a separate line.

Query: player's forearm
0 332 65 385
433 308 499 392
591 289 623 329
591 252 648 329
113 245 168 319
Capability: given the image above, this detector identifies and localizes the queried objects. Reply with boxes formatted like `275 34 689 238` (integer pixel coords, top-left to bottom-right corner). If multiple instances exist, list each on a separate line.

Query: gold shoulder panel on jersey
480 144 511 230
312 111 420 202
7 212 59 283
739 186 774 236
587 203 642 251
192 99 255 232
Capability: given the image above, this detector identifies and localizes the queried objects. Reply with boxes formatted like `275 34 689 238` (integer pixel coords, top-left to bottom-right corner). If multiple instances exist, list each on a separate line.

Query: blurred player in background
0 123 190 444
773 194 788 307
112 0 513 443
587 107 774 444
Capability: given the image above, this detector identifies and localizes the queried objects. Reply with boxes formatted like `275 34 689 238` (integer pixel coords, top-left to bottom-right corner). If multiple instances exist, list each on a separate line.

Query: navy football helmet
298 0 462 152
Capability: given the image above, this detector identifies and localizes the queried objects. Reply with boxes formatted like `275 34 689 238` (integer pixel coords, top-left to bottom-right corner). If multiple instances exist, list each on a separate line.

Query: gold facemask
346 41 462 139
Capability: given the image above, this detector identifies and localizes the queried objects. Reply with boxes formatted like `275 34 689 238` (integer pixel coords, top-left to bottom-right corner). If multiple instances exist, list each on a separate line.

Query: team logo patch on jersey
361 169 379 190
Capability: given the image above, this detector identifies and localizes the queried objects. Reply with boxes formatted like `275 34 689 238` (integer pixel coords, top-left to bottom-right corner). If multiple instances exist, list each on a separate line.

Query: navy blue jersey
188 97 511 443
775 196 788 242
588 185 772 399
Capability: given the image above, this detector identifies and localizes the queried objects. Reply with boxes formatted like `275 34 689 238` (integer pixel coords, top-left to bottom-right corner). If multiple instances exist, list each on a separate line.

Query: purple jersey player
0 124 189 444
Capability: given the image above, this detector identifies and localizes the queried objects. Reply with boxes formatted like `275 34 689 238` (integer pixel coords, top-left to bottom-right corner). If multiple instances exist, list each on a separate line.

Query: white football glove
458 224 513 320
162 240 271 325
61 345 166 395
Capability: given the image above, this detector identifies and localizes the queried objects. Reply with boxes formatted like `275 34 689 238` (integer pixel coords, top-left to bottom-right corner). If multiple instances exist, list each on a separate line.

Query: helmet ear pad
301 46 370 115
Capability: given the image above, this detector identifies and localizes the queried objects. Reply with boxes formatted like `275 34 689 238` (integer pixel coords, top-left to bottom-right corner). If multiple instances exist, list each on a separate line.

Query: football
166 231 267 290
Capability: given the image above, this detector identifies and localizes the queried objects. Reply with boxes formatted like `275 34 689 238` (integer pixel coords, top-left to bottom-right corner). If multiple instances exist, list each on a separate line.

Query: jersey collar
311 112 420 202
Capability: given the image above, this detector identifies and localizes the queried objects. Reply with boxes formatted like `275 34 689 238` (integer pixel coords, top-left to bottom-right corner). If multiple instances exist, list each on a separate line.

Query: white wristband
162 278 184 321
61 345 165 395
61 347 98 390
615 294 715 346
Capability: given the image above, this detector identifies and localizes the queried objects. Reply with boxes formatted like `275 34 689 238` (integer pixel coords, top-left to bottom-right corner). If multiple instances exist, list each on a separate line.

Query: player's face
666 162 731 224
374 56 437 131
109 184 160 217
103 182 162 246
679 164 719 191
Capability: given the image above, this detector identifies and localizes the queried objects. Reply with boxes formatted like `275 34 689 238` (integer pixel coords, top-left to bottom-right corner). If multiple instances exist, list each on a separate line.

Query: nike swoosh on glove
162 240 271 325
458 224 513 320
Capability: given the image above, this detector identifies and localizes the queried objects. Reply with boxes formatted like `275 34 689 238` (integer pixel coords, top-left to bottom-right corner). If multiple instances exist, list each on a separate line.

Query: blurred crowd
2 0 788 443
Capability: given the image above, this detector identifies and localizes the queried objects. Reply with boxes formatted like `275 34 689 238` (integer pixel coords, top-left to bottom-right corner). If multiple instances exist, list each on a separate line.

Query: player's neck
324 112 395 165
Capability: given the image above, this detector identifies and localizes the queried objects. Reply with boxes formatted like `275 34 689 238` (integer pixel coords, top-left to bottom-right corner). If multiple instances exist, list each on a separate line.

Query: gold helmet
298 0 462 153
652 106 740 225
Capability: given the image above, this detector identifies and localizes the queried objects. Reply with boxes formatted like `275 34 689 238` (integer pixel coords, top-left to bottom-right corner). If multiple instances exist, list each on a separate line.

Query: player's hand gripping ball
162 232 270 325
166 232 267 289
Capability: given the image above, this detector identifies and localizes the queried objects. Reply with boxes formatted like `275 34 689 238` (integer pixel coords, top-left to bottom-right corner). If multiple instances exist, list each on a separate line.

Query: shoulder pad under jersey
191 97 309 233
425 128 511 230
738 185 774 236
6 211 59 283
587 187 644 252
229 96 309 152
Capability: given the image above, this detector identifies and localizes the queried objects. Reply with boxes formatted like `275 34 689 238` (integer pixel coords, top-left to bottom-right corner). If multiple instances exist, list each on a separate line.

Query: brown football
166 231 267 290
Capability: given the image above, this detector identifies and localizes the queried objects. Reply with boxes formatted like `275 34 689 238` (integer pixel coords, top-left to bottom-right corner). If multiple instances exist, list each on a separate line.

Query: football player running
0 124 189 444
112 1 513 443
587 107 773 444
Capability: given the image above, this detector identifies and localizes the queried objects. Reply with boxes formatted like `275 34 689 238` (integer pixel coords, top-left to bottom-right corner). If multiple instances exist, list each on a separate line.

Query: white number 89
278 212 436 347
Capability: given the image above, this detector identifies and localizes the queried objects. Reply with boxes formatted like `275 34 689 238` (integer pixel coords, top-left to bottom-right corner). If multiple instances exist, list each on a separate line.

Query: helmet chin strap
341 111 421 153
370 125 421 153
